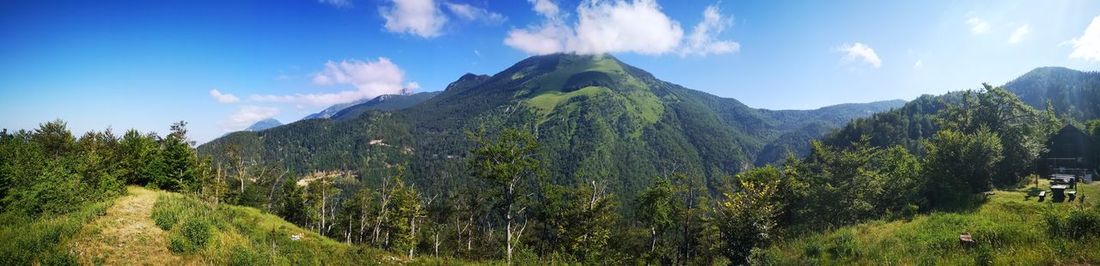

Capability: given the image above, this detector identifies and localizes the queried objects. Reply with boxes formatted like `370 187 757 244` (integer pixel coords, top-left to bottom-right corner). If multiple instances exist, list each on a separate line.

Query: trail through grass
70 186 187 265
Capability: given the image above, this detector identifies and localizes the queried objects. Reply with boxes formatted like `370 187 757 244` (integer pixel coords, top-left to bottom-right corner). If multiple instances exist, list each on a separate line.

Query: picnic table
1039 191 1047 202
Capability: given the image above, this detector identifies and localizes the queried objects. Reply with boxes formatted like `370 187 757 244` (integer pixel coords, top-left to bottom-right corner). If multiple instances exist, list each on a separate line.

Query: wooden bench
1038 191 1047 202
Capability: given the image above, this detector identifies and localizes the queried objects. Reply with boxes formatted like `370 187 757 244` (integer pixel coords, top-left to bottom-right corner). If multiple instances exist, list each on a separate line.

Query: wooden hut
1039 125 1098 181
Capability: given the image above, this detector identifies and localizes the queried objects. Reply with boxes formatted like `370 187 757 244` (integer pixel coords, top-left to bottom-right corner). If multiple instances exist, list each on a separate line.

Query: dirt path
70 186 189 265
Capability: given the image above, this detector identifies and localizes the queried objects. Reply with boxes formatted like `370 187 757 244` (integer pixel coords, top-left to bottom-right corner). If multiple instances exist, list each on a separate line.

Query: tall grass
151 192 392 265
762 183 1100 265
0 199 112 265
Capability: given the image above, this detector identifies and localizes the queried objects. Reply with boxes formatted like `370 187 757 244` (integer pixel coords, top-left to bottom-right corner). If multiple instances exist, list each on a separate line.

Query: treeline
742 85 1100 258
0 120 209 218
0 120 212 263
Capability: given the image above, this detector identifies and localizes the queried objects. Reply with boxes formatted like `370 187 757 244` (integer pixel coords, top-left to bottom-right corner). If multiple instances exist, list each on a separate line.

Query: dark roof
1043 125 1096 159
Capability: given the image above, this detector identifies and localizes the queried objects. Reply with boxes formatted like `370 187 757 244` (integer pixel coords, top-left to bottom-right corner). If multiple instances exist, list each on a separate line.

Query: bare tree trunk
346 211 353 244
373 177 392 245
433 231 440 257
650 227 658 253
408 215 417 258
266 169 288 212
506 217 512 264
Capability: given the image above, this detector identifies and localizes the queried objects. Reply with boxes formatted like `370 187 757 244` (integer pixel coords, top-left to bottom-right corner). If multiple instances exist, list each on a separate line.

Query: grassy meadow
762 180 1100 265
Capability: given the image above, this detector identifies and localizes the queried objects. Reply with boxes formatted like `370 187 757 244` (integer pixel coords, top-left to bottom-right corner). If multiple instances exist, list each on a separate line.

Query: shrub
168 234 193 253
151 204 178 230
1065 209 1100 238
228 246 266 266
824 231 858 258
180 218 211 248
1044 212 1066 237
41 249 78 266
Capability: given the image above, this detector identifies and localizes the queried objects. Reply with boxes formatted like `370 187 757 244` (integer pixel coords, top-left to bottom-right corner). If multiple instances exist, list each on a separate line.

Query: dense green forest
3 55 1100 264
198 54 903 209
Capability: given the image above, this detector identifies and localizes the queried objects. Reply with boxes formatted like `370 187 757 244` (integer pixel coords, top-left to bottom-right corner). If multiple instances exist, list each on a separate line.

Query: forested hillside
1003 67 1100 120
199 54 901 202
828 67 1100 154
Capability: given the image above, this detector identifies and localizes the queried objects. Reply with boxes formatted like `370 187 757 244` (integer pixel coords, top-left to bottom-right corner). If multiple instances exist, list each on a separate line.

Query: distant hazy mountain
302 92 440 120
330 92 441 121
302 99 371 120
245 118 282 132
199 53 902 196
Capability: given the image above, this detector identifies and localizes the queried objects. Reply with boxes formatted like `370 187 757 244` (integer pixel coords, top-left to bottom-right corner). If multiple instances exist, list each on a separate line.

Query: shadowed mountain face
199 53 901 197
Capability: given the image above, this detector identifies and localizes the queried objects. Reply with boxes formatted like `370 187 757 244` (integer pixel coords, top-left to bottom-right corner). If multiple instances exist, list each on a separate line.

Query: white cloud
251 58 416 106
1069 16 1100 62
967 17 990 35
310 58 405 88
444 2 505 25
838 42 882 69
570 0 683 55
913 59 923 70
209 89 240 104
1008 24 1030 44
504 0 738 57
381 0 447 38
680 5 740 56
529 0 560 18
504 20 572 55
220 106 280 131
319 0 352 8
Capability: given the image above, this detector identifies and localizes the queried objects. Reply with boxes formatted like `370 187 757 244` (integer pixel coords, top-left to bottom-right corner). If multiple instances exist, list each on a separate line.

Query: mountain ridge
245 118 281 132
198 53 905 197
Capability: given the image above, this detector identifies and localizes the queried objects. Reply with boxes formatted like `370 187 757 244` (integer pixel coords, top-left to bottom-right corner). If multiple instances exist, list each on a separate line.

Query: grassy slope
527 86 611 115
64 186 479 265
764 181 1100 265
0 197 113 265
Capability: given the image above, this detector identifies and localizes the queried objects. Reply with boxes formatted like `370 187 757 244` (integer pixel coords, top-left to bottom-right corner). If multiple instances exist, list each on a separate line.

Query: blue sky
1 0 1099 143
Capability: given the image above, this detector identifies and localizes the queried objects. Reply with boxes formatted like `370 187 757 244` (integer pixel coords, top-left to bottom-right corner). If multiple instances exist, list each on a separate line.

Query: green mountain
1002 67 1100 120
198 54 900 197
825 66 1099 151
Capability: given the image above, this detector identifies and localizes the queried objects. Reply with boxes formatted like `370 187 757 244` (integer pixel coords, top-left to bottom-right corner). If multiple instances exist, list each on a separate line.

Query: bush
228 246 266 266
168 234 194 253
824 231 858 258
1045 213 1064 236
151 203 178 230
41 249 78 266
1065 209 1100 238
180 218 211 248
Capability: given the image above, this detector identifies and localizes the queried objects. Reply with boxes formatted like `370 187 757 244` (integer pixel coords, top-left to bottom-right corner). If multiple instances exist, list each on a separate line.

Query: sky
1 0 1099 143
